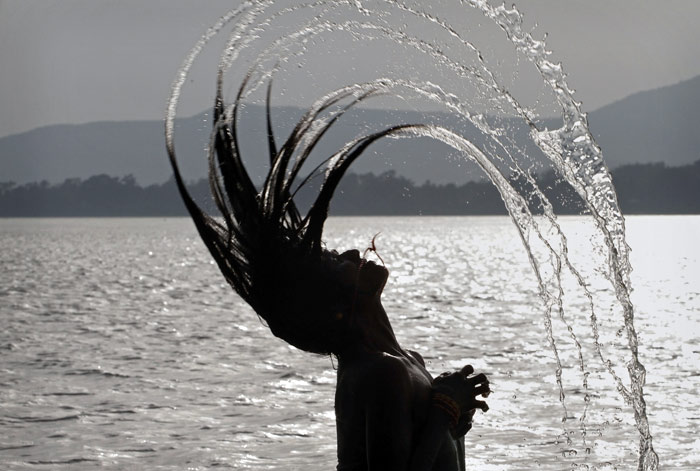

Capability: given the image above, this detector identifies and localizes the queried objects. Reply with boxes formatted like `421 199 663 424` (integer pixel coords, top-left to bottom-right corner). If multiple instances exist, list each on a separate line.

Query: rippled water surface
1 216 698 470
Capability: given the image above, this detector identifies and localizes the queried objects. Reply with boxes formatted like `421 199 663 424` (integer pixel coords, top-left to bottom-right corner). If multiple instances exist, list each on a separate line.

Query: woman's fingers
459 365 474 377
474 383 491 397
435 367 492 408
469 372 488 386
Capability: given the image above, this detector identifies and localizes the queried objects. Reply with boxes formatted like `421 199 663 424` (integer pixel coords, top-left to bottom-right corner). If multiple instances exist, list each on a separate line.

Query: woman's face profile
334 249 389 298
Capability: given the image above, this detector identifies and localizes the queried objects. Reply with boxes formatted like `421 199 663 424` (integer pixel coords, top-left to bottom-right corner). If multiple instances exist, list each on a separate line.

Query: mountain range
1 75 699 185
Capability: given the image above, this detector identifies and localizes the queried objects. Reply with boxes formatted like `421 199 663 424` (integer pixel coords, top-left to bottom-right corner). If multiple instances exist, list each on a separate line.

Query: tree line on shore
1 160 698 217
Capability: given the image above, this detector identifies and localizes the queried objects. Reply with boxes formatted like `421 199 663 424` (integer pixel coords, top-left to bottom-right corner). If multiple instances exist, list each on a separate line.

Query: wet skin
331 249 489 471
335 348 466 470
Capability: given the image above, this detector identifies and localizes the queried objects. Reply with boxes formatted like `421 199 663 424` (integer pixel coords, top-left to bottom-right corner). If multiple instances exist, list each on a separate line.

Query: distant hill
1 75 699 185
586 74 700 169
1 161 698 216
0 106 487 186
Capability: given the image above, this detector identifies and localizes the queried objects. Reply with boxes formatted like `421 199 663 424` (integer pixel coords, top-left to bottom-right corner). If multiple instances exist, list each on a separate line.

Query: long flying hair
165 75 425 353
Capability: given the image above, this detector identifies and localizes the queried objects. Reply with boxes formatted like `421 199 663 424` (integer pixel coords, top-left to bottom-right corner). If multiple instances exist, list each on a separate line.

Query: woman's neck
340 299 407 360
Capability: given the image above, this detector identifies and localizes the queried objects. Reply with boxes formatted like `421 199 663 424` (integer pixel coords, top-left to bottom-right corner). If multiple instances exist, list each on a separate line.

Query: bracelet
432 392 460 430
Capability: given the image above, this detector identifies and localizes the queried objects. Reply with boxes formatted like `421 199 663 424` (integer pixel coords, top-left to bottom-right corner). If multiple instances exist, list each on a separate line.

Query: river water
1 216 698 470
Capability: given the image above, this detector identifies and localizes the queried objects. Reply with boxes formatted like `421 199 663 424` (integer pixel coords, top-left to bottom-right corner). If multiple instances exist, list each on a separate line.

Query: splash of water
166 1 658 469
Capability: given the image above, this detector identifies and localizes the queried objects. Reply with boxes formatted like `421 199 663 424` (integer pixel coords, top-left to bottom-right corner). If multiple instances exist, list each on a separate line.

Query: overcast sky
1 0 700 139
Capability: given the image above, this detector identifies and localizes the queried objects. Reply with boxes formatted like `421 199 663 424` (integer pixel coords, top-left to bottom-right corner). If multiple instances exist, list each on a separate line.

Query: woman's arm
407 403 456 471
361 357 477 471
408 366 490 471
344 357 488 471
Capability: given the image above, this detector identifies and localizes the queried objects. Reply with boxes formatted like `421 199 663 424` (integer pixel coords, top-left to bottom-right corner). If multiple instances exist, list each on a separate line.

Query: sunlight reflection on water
0 216 698 470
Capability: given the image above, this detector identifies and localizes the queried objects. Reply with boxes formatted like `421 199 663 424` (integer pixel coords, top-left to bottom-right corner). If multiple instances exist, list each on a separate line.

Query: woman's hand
431 365 490 437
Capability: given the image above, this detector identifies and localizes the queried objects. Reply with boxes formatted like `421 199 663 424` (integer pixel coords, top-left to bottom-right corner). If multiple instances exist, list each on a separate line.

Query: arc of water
221 2 594 431
179 0 600 440
167 2 657 468
466 1 657 469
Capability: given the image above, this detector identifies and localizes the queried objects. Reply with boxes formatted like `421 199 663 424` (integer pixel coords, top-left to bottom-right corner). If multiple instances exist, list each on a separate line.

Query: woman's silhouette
166 76 490 470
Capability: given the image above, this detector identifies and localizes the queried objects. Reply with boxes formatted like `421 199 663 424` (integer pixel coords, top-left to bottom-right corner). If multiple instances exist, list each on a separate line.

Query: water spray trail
466 1 657 468
167 2 658 468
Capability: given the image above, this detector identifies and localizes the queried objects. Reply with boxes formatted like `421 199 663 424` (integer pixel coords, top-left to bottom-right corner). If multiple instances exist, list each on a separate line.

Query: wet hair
166 75 423 354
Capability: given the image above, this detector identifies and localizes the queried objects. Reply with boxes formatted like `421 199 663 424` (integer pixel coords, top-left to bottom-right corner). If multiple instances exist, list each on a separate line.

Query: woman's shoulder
408 349 426 367
338 353 414 411
339 351 427 399
345 351 411 376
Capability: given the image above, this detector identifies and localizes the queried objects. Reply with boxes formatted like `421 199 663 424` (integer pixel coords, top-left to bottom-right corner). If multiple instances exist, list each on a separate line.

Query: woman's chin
361 262 389 295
